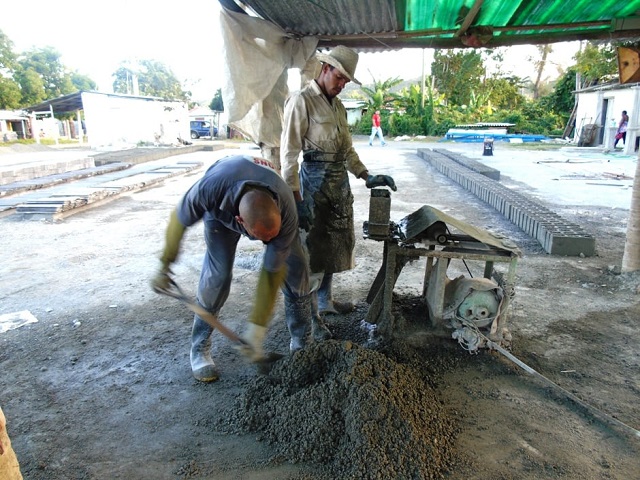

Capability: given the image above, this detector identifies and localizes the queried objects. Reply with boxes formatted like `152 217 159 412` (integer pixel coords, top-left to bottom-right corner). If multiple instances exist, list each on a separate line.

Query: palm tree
532 44 553 99
360 75 403 110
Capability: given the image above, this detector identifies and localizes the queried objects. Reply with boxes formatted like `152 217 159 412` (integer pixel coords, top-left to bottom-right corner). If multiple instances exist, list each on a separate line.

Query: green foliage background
0 28 623 140
352 43 619 139
0 28 199 112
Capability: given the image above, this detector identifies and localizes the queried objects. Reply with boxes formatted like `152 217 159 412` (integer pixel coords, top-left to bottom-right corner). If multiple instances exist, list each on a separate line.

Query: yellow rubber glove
160 209 186 269
249 265 287 327
152 209 186 293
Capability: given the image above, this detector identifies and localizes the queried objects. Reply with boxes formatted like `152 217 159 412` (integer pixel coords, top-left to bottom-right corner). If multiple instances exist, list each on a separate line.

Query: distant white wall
575 85 640 153
574 91 601 137
342 100 365 126
81 92 189 149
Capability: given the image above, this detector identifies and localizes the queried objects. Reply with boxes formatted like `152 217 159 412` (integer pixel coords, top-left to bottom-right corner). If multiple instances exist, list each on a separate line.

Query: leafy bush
352 85 568 138
387 113 423 136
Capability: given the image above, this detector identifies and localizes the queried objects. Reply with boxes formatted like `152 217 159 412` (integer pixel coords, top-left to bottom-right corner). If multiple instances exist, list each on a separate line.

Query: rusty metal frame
366 239 518 337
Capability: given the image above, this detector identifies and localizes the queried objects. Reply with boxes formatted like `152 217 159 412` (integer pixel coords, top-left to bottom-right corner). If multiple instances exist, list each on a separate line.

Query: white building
342 100 366 126
0 110 29 141
25 91 190 150
573 82 640 154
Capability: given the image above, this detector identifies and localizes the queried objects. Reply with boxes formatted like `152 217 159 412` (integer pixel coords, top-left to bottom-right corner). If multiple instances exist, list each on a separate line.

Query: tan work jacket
280 80 367 193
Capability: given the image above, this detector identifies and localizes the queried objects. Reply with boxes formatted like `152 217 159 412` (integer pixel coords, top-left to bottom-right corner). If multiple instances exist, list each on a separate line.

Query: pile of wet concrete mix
226 304 461 479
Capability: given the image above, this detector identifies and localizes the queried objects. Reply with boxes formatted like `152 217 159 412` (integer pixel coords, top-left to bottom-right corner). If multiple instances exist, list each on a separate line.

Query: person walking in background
614 110 629 148
369 110 386 146
280 45 397 321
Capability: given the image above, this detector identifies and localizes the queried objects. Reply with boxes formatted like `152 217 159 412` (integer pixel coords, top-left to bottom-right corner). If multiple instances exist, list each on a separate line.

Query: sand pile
233 339 459 479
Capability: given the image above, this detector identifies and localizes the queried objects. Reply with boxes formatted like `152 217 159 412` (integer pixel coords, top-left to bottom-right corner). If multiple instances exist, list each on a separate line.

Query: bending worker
152 155 314 382
281 45 397 316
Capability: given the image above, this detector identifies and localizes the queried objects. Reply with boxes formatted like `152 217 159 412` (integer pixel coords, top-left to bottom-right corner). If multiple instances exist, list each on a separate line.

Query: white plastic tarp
219 8 318 154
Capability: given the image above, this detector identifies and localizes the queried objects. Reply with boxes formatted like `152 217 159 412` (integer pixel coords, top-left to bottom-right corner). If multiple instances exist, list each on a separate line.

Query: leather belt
303 150 345 163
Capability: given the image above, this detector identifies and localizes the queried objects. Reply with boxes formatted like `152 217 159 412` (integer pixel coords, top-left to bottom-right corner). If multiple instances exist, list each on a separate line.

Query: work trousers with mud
195 217 310 321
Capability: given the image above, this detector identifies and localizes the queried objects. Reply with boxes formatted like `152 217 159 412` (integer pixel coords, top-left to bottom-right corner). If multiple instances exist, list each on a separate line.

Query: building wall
0 111 29 141
575 85 640 153
342 101 365 126
81 93 190 149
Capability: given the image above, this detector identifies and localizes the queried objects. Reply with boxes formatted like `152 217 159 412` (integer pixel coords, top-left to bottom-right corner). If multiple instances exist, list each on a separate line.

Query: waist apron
300 159 355 274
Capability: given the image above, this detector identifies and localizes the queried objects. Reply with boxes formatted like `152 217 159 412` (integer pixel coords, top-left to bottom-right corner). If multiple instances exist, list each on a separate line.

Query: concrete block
548 234 596 256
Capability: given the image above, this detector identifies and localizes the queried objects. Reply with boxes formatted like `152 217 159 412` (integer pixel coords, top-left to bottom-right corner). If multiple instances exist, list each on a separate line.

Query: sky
1 1 582 104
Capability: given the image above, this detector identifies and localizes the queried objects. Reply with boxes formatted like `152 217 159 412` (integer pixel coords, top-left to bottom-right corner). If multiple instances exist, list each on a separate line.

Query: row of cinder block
0 157 94 186
417 148 596 256
433 148 501 180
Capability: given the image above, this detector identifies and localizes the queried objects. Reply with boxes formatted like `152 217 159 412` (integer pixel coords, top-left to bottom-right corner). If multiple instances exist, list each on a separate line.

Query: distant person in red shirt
369 110 386 146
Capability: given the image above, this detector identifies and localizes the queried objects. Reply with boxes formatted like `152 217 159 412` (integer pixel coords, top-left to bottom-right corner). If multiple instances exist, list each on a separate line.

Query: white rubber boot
190 317 220 382
285 295 311 352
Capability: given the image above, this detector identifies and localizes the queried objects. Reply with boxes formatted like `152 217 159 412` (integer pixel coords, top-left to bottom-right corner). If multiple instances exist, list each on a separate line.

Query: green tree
573 42 617 85
396 83 424 116
0 77 21 109
13 68 46 106
497 101 564 135
483 76 527 111
538 67 577 125
0 30 22 108
531 44 553 99
70 72 96 91
0 32 98 108
112 64 136 94
0 30 17 72
360 76 403 110
112 59 190 102
18 46 76 100
210 88 224 111
431 49 485 106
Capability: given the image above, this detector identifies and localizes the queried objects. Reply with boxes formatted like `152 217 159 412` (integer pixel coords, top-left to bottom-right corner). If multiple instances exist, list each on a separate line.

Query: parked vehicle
190 120 218 139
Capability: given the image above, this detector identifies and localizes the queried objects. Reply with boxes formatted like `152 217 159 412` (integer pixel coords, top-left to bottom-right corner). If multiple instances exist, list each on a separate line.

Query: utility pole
421 49 426 109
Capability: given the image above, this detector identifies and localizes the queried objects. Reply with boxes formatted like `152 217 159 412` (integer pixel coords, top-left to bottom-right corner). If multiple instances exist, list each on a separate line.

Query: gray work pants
195 217 310 322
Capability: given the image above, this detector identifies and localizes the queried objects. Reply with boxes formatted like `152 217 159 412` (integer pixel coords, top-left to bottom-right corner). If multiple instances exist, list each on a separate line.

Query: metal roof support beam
318 24 640 49
454 0 484 38
319 20 613 44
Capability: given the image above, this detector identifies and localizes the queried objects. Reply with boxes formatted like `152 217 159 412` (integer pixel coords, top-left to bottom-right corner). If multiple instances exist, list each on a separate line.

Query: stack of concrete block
417 148 596 256
433 148 501 180
0 157 94 186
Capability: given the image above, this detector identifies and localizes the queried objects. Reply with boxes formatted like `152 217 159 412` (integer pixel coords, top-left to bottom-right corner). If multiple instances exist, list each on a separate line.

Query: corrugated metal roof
0 110 28 121
24 91 168 114
225 0 640 50
575 80 640 93
230 0 397 38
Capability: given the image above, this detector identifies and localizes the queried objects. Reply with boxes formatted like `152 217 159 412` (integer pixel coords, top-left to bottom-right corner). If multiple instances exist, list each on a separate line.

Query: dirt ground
1 140 639 479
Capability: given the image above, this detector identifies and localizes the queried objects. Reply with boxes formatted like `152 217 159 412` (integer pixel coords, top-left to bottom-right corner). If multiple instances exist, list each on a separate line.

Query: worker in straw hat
280 45 397 332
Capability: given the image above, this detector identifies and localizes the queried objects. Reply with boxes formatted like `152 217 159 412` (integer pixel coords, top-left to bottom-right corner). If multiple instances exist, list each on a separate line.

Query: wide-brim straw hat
316 45 361 85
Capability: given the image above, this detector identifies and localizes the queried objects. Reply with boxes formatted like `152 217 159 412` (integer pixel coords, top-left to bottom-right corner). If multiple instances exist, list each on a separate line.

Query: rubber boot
285 295 311 352
311 291 332 341
317 273 354 315
190 316 220 382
